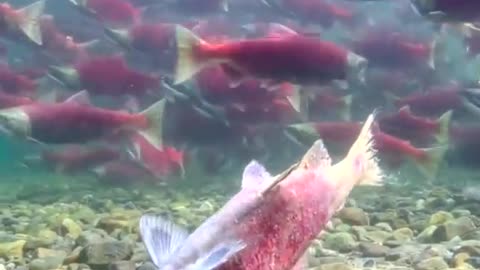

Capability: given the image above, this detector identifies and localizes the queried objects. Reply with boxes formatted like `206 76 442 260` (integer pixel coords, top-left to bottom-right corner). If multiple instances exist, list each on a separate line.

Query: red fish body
0 64 37 97
39 15 90 63
379 106 452 144
352 29 433 70
49 56 159 97
93 159 156 186
287 120 446 179
175 26 367 86
0 92 33 109
394 86 463 116
73 0 140 26
0 93 165 147
106 23 176 71
131 133 185 179
139 114 382 270
41 144 121 173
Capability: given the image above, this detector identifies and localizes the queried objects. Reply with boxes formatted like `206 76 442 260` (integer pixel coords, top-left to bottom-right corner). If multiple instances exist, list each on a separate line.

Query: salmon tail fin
47 66 80 88
428 35 437 70
415 146 448 181
287 84 309 121
434 110 452 144
104 27 131 50
139 99 167 151
174 25 208 85
346 112 383 186
383 92 400 110
221 0 229 12
18 0 46 45
338 94 353 121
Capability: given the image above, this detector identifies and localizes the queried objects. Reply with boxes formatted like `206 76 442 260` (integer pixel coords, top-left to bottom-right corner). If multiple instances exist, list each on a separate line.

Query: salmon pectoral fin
139 214 189 268
18 0 46 45
138 98 167 150
190 239 247 270
174 25 209 85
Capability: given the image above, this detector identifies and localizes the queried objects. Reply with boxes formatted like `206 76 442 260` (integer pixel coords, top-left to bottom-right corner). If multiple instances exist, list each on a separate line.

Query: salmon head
0 107 30 138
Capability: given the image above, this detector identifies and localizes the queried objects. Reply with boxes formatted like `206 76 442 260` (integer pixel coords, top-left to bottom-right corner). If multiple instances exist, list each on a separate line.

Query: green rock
108 261 135 270
433 216 476 242
62 219 82 240
80 240 132 265
429 211 454 226
0 240 26 259
414 256 449 270
337 208 369 226
390 227 414 242
322 233 358 253
311 262 354 270
363 230 392 244
417 225 438 243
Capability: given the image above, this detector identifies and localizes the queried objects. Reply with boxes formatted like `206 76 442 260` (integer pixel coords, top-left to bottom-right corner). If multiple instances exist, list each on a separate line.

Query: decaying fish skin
139 112 383 270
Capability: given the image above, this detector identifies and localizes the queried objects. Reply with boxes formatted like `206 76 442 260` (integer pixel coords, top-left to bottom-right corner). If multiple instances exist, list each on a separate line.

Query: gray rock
28 256 64 270
414 256 449 270
358 242 389 257
322 233 358 253
76 230 116 247
80 240 132 265
108 261 135 270
136 262 156 270
337 208 369 226
432 216 476 242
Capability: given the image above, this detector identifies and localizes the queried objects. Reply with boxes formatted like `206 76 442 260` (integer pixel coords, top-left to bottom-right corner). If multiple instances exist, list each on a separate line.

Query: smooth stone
61 219 82 240
322 233 358 253
108 261 135 270
0 240 26 259
28 256 64 270
363 230 392 244
337 208 369 226
433 216 476 242
452 209 471 218
76 230 115 247
136 262 156 270
417 225 438 243
454 252 470 267
68 263 91 270
390 227 414 242
80 240 132 265
35 248 67 260
311 262 353 270
414 256 449 270
456 240 480 256
374 222 393 232
429 211 454 226
358 242 389 257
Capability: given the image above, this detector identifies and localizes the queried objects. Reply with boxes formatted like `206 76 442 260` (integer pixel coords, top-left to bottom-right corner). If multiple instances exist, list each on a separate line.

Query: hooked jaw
0 108 31 139
346 52 368 86
104 28 132 50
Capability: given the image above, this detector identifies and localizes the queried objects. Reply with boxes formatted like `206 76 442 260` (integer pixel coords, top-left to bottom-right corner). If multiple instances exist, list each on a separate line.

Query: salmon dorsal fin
299 139 331 170
64 90 91 105
241 160 271 189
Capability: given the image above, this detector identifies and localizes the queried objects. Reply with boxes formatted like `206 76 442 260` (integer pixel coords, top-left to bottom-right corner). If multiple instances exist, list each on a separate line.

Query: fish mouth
47 66 80 88
104 28 131 50
460 88 480 108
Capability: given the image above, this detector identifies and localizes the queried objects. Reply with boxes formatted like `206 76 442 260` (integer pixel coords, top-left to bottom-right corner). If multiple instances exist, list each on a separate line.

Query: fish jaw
346 51 368 85
0 107 31 138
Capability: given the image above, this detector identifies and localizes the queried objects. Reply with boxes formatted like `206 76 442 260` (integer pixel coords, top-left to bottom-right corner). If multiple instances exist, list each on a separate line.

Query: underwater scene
1 0 480 269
